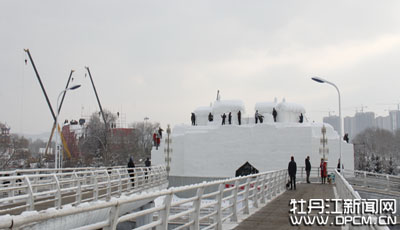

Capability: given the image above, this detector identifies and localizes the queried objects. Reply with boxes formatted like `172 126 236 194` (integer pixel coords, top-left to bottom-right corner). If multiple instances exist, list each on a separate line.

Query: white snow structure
275 98 306 123
152 99 354 188
193 106 212 126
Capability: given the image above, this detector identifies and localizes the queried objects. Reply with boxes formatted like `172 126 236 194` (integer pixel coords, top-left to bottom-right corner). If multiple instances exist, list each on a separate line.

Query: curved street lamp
55 84 81 169
311 77 342 174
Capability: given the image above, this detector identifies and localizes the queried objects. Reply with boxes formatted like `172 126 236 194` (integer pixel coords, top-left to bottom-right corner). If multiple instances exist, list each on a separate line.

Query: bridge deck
233 183 340 230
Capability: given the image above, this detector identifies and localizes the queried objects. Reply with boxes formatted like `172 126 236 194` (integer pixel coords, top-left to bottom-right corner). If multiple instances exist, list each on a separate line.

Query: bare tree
80 109 116 166
353 128 399 174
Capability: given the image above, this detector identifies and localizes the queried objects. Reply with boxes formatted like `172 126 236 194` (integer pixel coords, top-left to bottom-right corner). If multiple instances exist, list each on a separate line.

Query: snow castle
152 98 354 188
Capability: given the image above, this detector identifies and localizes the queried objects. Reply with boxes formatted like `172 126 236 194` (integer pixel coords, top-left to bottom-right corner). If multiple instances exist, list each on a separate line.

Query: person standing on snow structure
153 133 157 146
255 110 260 124
237 110 241 125
305 156 311 183
208 112 213 122
228 112 232 125
258 113 264 123
221 113 226 125
191 113 196 126
288 156 297 190
343 133 349 143
272 108 277 122
299 113 304 123
156 133 160 150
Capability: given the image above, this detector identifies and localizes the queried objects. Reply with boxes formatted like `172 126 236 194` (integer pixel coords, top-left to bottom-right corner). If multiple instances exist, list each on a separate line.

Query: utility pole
164 124 172 177
319 125 329 161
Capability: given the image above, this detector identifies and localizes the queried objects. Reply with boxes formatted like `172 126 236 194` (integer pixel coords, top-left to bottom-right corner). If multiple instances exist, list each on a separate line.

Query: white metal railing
0 166 124 177
0 165 168 215
341 169 400 193
0 169 287 230
335 170 391 230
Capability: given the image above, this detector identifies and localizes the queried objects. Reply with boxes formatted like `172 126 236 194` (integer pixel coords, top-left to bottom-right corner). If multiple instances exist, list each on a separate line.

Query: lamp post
143 117 149 155
55 84 81 169
311 77 342 174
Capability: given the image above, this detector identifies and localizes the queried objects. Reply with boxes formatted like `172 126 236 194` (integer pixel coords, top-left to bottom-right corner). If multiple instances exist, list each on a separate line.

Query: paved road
233 183 340 230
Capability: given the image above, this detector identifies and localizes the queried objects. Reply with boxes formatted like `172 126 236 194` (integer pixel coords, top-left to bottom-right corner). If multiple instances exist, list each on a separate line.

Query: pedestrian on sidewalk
320 158 327 184
305 156 311 183
288 156 297 190
127 157 135 187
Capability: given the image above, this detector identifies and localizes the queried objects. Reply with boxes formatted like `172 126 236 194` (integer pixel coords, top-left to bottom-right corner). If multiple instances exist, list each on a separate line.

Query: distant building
324 110 400 142
375 116 391 132
389 110 400 132
353 112 375 137
323 115 340 134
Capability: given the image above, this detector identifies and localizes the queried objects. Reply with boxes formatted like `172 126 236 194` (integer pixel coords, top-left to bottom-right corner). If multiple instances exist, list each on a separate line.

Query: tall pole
85 66 109 164
312 77 342 174
45 70 74 155
24 49 72 160
55 85 81 169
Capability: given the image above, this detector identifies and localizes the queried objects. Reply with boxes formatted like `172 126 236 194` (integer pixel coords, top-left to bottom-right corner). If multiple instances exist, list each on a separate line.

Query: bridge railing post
107 202 120 230
53 174 62 209
270 172 276 197
260 174 267 204
157 193 173 230
74 172 81 205
10 172 16 199
190 186 204 230
243 177 251 215
231 180 239 222
363 172 367 187
386 175 390 191
104 169 111 201
94 171 99 201
116 169 122 196
24 176 34 211
215 183 224 230
252 175 260 209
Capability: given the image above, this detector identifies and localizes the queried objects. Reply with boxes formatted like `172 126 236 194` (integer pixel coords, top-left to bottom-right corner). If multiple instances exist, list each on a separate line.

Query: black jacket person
288 156 297 190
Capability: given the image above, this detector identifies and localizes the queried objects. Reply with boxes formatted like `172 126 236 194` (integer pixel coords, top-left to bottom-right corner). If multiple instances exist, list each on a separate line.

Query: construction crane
85 67 109 162
24 49 72 159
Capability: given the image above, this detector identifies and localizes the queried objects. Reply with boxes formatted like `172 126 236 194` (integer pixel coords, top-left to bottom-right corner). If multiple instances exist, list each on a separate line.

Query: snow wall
152 122 354 179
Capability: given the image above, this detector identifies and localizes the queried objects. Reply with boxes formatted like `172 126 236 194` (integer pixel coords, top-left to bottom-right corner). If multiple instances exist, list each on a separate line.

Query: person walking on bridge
127 157 135 187
320 158 327 184
305 156 311 183
288 156 297 190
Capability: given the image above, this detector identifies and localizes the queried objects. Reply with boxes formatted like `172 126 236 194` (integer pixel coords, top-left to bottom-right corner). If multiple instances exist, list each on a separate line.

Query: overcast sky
1 1 400 135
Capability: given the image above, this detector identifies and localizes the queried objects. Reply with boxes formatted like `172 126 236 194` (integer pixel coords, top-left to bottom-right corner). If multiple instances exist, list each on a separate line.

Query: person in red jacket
320 159 327 184
156 134 161 150
153 133 157 147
